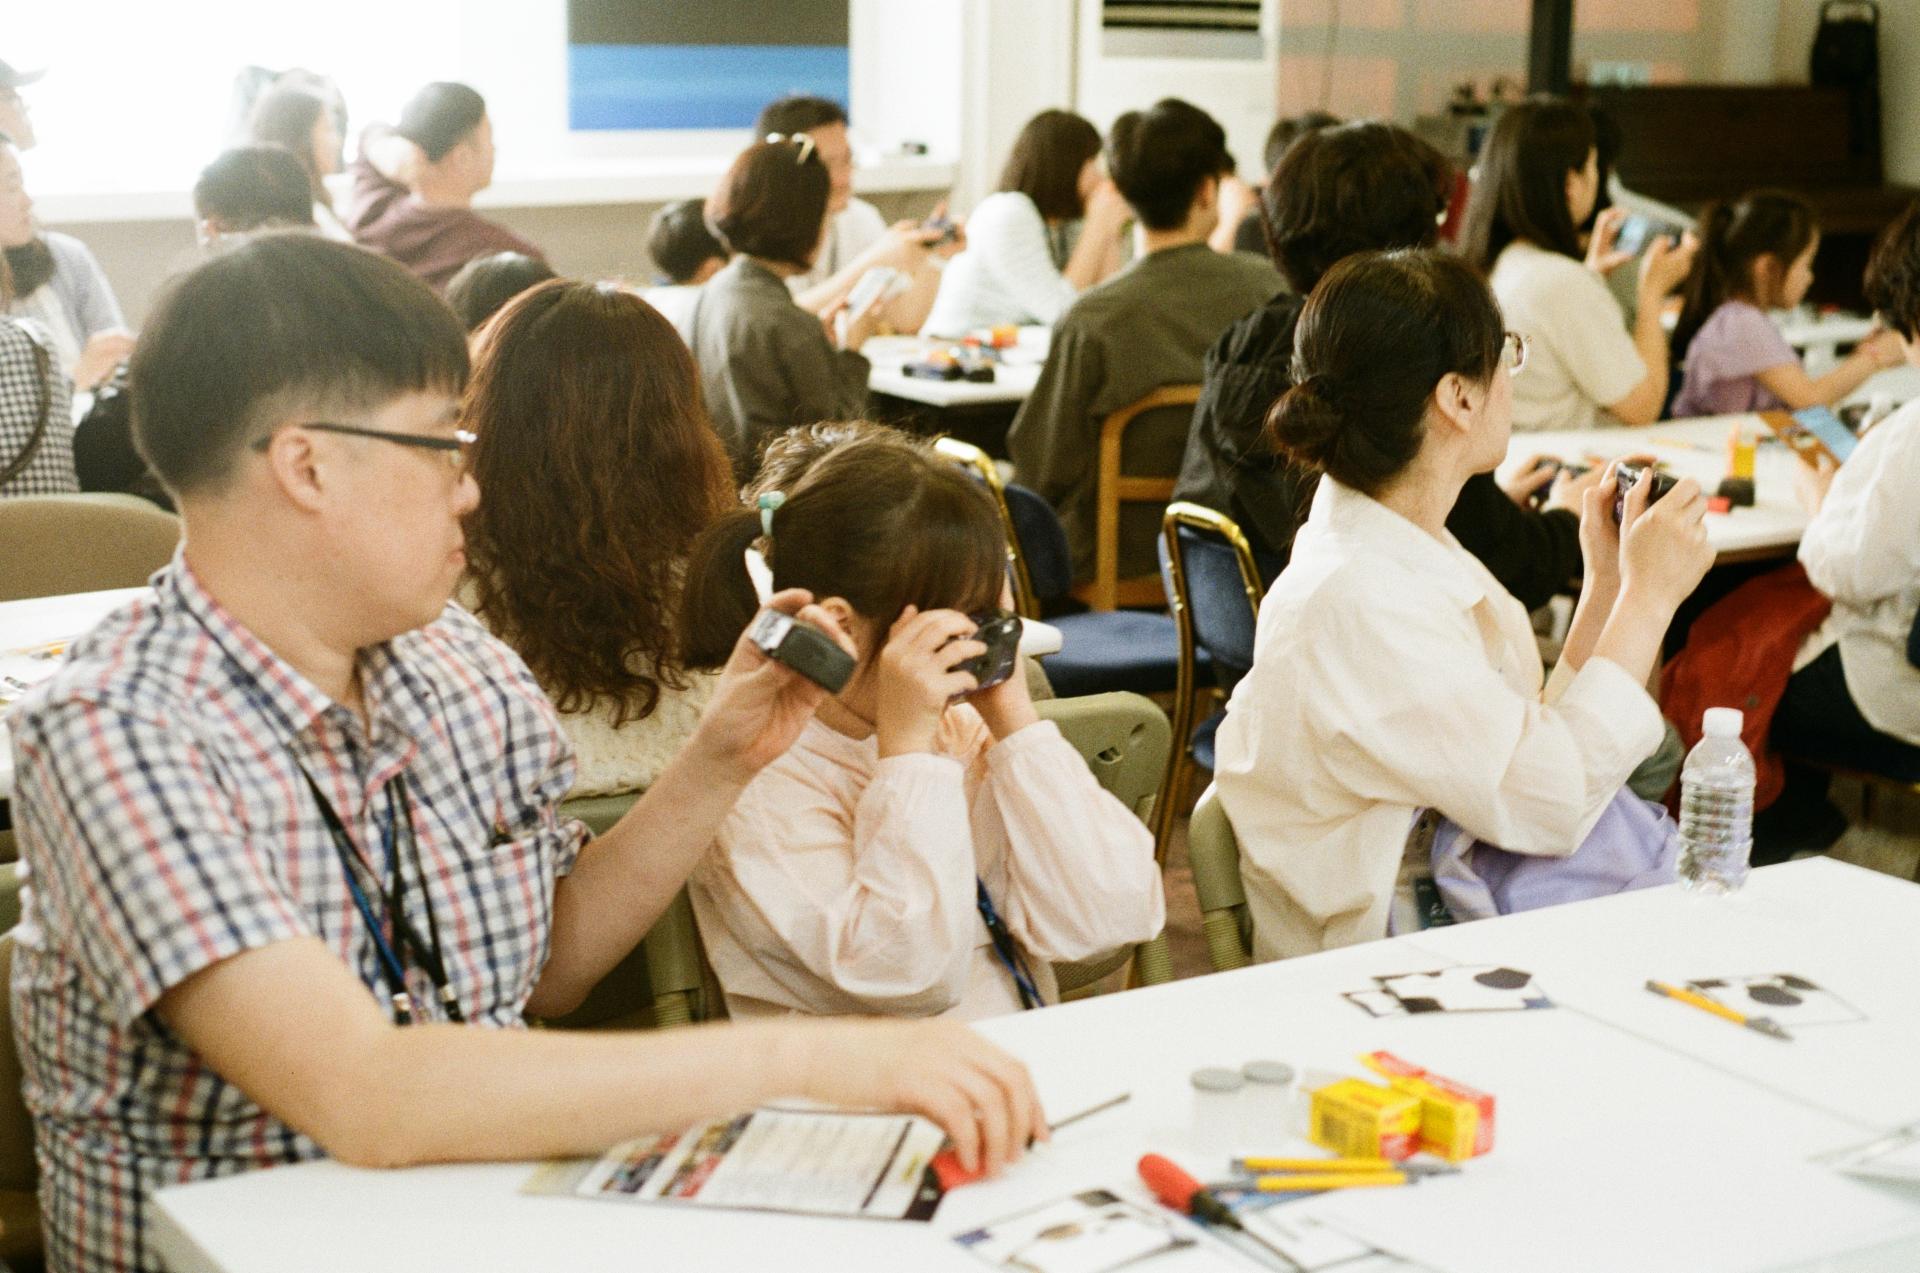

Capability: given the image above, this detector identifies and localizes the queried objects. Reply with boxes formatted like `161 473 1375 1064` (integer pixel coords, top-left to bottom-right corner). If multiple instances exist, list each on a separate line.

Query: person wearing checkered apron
0 315 74 496
6 235 1044 1273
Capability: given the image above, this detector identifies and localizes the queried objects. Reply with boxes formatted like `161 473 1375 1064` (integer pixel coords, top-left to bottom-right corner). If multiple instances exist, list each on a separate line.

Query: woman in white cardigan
922 110 1130 336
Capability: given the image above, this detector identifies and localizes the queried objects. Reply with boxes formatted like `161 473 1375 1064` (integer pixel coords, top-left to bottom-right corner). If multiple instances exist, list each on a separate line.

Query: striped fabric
7 553 585 1272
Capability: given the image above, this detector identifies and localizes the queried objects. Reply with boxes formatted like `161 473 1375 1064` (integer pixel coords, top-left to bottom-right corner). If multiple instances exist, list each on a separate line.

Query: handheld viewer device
1614 213 1683 256
1761 406 1858 466
1612 461 1678 524
954 609 1022 695
747 608 855 694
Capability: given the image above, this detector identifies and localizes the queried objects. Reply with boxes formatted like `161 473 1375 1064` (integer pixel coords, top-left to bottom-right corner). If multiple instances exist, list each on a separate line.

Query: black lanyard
298 768 464 1025
975 879 1042 1011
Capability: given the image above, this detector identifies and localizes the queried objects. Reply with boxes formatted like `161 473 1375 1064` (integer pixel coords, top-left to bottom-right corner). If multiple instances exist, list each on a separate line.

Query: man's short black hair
193 146 317 231
1106 98 1234 231
647 198 728 284
444 251 557 332
130 234 469 497
1260 122 1453 294
397 81 486 162
753 95 847 138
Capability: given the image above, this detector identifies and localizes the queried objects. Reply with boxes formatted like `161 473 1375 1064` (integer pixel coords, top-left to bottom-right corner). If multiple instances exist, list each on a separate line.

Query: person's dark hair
1107 98 1235 231
192 147 318 233
463 279 735 725
1672 190 1818 360
1582 101 1623 231
444 251 558 332
0 138 51 297
397 81 486 163
1457 97 1596 271
743 419 929 503
681 434 1005 669
647 198 728 284
1268 249 1503 496
1260 122 1452 294
997 110 1104 223
753 95 848 138
707 139 831 270
129 234 469 497
246 86 331 203
1865 199 1920 341
1262 111 1341 177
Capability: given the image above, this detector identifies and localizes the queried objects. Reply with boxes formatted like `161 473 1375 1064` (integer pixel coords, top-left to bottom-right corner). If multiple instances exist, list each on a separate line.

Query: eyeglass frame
251 422 477 470
1502 330 1530 375
763 132 819 165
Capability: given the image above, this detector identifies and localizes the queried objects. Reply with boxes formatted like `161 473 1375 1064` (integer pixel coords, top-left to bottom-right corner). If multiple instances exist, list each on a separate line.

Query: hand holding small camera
1618 470 1713 616
875 606 986 757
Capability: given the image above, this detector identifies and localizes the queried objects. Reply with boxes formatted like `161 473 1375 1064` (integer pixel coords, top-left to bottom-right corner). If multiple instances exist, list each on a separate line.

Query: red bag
1659 563 1831 810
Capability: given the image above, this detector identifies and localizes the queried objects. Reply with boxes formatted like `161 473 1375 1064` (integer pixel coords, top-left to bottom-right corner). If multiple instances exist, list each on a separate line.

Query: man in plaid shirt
7 235 1045 1273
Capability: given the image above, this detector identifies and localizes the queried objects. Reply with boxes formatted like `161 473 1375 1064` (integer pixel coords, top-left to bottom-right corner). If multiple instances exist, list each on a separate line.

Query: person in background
1459 98 1694 431
1215 249 1713 960
679 436 1164 1020
1765 201 1920 855
247 84 352 241
641 197 727 331
9 235 1045 1273
443 250 556 332
192 147 318 245
463 279 735 796
921 109 1129 336
1670 190 1902 418
1173 121 1593 611
342 81 545 291
1009 98 1283 585
0 255 75 497
685 137 879 478
0 58 41 150
754 95 951 333
0 138 131 396
1229 110 1341 255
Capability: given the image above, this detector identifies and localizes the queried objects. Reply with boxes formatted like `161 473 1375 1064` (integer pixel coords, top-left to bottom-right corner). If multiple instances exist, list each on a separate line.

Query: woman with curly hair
462 278 736 796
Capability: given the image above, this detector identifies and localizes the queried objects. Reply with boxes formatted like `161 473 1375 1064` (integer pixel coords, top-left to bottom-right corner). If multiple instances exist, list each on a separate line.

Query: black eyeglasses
254 422 476 470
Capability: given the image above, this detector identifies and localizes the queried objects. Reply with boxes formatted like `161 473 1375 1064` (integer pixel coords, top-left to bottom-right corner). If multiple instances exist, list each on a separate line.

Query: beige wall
52 190 944 329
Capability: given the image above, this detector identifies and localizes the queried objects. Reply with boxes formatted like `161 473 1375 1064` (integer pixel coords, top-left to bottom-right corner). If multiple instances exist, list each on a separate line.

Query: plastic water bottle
1676 708 1756 893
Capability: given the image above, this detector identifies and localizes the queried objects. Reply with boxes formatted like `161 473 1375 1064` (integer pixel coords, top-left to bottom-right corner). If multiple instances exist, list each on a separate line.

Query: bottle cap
1703 707 1744 739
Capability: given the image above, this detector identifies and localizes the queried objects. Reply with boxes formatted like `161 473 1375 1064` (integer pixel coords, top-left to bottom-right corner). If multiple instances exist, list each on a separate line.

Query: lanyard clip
391 991 415 1026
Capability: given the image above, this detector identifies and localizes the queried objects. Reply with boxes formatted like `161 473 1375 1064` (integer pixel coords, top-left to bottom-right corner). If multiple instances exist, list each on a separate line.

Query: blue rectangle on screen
569 44 850 131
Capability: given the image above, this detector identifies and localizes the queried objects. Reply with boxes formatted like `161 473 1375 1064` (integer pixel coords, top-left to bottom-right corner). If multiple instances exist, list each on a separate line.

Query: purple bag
1428 788 1680 923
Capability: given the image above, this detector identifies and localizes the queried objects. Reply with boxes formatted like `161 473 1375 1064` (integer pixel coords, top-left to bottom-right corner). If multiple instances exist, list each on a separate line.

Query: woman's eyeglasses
764 132 818 165
1502 331 1530 375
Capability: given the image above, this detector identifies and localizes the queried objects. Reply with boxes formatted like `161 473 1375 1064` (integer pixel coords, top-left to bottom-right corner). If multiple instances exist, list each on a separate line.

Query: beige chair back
1188 788 1253 972
0 494 180 602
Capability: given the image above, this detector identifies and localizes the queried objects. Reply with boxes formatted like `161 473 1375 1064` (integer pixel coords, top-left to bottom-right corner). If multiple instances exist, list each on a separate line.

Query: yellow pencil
1233 1157 1397 1173
1645 979 1792 1040
1246 1171 1406 1191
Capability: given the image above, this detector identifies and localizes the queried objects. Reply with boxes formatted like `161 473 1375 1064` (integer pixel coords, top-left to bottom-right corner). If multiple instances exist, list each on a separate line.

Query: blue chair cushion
1191 707 1226 772
1044 610 1211 698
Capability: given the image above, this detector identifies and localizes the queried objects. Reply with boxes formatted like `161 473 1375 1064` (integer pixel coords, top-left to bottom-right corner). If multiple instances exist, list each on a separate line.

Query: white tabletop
0 588 147 800
1502 414 1808 560
154 858 1920 1273
1777 311 1877 355
865 329 1048 408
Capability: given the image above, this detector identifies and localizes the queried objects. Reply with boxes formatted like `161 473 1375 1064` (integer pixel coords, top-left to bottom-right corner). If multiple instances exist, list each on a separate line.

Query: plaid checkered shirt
0 317 76 497
7 555 586 1272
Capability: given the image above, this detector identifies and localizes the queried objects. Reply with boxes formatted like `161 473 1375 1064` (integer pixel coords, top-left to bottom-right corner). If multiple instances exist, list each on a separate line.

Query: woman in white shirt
1212 248 1713 960
1768 201 1920 851
677 436 1163 1020
1460 99 1694 431
922 110 1130 336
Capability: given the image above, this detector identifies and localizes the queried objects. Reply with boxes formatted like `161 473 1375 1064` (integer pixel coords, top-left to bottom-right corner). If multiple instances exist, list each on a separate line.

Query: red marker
1138 1153 1242 1230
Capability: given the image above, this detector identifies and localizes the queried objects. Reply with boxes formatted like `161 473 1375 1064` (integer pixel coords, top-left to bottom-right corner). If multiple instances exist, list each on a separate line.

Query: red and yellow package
1360 1051 1496 1162
1308 1079 1421 1161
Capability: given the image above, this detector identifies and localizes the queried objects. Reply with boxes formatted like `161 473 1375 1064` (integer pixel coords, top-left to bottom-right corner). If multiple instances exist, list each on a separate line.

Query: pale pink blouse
691 708 1164 1021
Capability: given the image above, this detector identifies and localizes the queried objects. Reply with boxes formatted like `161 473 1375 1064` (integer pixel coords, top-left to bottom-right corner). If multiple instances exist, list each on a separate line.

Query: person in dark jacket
1172 121 1594 609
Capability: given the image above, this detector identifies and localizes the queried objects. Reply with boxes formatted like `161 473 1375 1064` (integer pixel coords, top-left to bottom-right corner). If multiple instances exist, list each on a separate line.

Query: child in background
678 435 1164 1021
1671 189 1903 418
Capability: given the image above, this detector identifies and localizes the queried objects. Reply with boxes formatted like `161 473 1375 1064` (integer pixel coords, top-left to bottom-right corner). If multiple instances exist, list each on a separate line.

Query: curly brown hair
462 279 735 725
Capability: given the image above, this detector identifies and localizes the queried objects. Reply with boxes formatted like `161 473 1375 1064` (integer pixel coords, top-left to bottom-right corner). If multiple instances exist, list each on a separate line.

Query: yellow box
1360 1052 1496 1162
1308 1079 1420 1161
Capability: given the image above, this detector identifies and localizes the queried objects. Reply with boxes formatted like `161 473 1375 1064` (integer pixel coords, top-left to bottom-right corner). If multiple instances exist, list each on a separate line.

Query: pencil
1232 1156 1396 1173
1244 1171 1406 1191
1048 1091 1131 1134
1645 979 1792 1040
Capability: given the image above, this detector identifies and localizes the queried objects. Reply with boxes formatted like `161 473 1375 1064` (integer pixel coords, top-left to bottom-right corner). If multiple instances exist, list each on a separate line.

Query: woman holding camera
678 433 1164 1020
1213 248 1713 960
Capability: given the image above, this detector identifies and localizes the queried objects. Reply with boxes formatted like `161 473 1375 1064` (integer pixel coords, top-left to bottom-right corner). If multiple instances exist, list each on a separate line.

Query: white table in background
1847 363 1920 409
0 587 146 800
1503 414 1807 562
154 859 1920 1273
864 329 1047 409
1778 311 1877 372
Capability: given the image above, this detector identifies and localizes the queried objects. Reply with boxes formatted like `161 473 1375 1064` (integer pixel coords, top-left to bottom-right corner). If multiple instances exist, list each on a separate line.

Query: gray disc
1242 1060 1295 1086
1190 1067 1245 1092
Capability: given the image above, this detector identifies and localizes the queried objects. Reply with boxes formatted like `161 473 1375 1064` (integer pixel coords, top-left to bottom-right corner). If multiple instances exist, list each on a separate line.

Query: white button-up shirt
1797 397 1920 746
1214 478 1663 960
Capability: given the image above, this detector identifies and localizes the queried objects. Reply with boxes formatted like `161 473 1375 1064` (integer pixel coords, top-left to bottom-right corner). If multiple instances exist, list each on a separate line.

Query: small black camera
746 608 855 693
953 609 1022 695
1612 462 1678 525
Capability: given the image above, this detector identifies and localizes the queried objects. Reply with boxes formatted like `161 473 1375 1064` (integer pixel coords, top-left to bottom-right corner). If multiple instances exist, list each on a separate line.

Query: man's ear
257 426 330 513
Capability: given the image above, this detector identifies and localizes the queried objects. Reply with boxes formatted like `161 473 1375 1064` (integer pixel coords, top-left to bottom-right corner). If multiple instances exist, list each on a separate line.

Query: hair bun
1266 374 1345 470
